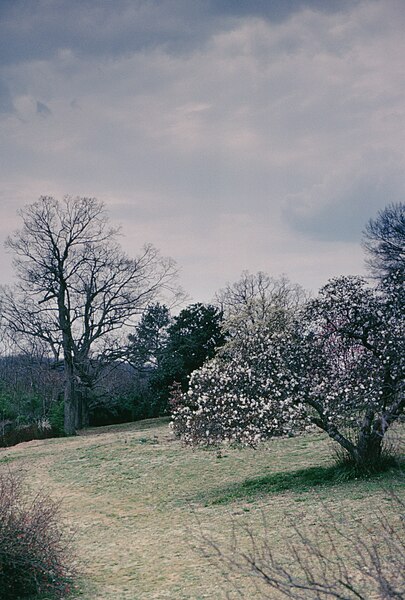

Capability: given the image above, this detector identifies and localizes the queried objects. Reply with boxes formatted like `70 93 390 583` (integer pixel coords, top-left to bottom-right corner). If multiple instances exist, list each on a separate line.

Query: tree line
0 196 403 471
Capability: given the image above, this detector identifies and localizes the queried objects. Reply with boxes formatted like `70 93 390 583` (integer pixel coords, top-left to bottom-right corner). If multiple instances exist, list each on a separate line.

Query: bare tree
1 196 181 434
215 271 307 340
362 202 405 282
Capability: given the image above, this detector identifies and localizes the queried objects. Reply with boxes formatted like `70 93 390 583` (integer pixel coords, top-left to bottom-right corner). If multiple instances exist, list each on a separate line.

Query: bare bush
199 491 405 599
0 471 76 599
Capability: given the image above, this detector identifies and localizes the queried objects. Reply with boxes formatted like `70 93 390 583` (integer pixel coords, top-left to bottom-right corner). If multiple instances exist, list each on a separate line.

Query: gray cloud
0 1 218 66
0 0 361 68
0 0 404 300
210 0 359 21
285 159 405 242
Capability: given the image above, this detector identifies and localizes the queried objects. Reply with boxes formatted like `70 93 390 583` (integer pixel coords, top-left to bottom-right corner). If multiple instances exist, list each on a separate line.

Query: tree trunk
354 430 383 470
81 391 90 428
313 412 386 472
58 283 79 435
76 387 90 429
63 360 77 435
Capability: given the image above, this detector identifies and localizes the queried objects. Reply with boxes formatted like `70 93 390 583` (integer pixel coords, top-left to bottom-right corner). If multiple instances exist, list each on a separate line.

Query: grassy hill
0 418 403 599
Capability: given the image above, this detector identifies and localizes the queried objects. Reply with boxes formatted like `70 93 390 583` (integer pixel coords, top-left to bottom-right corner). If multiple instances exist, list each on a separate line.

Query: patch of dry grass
0 419 403 599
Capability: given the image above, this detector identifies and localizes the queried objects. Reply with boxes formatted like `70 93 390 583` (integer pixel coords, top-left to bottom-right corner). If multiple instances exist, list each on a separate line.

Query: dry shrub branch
198 490 405 599
0 471 76 599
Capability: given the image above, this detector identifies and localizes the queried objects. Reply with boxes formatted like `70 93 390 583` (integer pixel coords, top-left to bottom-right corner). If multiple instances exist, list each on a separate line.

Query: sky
0 0 404 302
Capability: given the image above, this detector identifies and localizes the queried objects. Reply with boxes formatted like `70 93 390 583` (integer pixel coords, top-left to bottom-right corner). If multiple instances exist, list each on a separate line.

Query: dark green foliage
166 303 226 384
87 365 157 425
0 422 55 448
126 302 226 418
0 355 64 445
0 472 76 599
0 387 16 422
151 303 226 414
0 385 43 425
49 401 65 437
127 303 170 372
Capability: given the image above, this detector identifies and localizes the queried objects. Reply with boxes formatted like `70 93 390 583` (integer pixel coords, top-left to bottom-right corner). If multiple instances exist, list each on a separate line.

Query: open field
0 418 403 599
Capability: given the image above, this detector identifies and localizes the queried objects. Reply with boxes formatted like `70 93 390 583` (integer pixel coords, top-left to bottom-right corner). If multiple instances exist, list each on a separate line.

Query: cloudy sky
0 0 404 301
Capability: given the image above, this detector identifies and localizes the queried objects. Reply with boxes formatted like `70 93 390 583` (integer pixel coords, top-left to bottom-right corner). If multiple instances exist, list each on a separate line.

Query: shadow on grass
203 463 403 505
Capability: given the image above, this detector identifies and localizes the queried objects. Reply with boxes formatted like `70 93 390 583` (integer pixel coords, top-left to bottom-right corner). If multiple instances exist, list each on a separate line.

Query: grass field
0 418 403 599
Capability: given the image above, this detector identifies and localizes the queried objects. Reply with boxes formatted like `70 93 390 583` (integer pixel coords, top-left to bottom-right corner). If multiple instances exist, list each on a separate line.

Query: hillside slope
0 418 403 599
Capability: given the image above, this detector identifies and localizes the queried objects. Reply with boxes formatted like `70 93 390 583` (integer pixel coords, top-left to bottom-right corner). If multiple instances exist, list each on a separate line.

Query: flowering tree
171 327 306 445
172 276 404 471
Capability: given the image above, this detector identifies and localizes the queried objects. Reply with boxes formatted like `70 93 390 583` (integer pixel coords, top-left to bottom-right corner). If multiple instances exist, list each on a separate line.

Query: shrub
0 471 76 599
0 420 55 448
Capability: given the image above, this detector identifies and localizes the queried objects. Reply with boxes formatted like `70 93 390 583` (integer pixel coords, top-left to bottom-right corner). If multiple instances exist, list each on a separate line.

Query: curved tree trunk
312 410 387 472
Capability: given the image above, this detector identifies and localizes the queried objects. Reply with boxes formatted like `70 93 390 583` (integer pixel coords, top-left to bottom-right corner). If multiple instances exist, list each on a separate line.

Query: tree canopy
216 271 307 340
